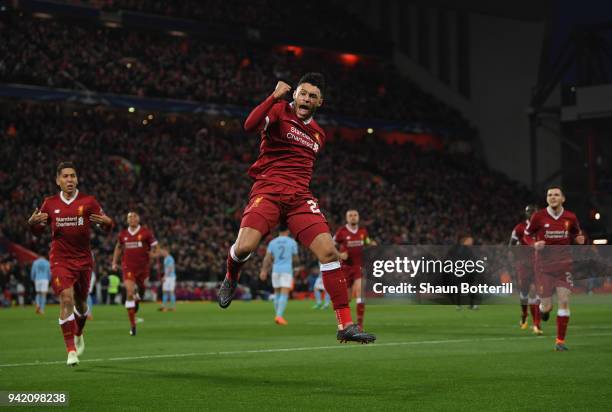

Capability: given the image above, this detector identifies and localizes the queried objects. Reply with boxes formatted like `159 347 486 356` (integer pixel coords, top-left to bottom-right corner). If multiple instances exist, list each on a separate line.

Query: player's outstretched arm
90 214 113 232
28 208 49 235
244 81 291 132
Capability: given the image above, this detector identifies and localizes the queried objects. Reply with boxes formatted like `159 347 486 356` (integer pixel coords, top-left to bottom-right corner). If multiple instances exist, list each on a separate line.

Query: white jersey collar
346 224 359 234
128 225 141 236
546 206 564 220
60 190 79 205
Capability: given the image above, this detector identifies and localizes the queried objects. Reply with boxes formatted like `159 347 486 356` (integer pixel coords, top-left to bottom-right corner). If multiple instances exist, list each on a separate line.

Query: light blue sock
170 293 176 307
324 291 330 306
274 294 279 314
277 293 289 317
87 295 93 313
162 292 168 306
35 294 40 308
314 289 322 305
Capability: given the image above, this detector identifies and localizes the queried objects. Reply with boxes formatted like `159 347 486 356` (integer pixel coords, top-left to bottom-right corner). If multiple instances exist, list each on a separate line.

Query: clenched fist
272 81 291 100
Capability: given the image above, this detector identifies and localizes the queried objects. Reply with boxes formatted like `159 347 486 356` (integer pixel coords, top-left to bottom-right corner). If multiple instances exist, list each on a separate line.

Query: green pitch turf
1 297 612 411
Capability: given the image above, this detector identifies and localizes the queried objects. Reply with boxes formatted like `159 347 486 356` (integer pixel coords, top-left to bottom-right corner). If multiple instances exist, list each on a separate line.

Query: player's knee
234 238 258 257
59 290 74 307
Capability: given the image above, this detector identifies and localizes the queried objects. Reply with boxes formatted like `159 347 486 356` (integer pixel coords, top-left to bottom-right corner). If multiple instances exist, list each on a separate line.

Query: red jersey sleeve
523 214 539 245
90 196 113 231
244 95 283 133
148 229 158 247
570 214 582 241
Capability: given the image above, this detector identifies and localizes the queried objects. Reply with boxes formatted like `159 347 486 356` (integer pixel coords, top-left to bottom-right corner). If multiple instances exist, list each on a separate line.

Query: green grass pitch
1 297 611 411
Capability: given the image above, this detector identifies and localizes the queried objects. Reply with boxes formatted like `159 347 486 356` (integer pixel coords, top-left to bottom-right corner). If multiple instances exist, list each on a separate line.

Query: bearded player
523 187 584 351
334 209 376 331
28 162 113 366
509 204 542 335
217 73 376 343
112 211 159 336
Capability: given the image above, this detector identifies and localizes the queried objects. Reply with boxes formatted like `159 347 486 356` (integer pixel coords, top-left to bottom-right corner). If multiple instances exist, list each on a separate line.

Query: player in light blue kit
160 246 176 312
260 224 299 325
31 253 51 315
312 265 330 310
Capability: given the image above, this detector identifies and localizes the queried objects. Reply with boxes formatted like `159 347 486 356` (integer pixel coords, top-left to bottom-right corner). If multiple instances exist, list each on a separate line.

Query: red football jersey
524 207 581 272
118 226 157 271
511 220 534 267
36 191 107 271
334 225 370 267
247 96 326 190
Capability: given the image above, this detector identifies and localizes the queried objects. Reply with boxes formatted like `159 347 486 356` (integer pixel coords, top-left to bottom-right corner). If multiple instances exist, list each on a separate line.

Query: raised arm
244 81 291 132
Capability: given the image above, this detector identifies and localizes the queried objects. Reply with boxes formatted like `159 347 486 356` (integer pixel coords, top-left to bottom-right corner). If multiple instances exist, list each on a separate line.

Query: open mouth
297 105 310 116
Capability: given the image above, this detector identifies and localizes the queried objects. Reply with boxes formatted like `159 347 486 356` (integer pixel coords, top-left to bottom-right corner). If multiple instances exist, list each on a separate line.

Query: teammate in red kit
112 211 159 336
509 204 542 335
334 209 376 331
523 187 584 351
217 73 375 343
27 162 113 366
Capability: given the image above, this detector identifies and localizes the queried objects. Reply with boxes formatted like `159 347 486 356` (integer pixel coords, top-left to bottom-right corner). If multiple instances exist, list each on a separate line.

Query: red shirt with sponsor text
36 191 107 271
118 226 157 272
334 225 370 267
246 96 326 191
524 207 581 273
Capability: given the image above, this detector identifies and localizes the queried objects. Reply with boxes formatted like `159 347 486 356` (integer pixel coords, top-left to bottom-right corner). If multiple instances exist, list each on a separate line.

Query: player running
312 264 330 309
334 209 376 331
28 162 112 366
217 73 376 343
509 204 542 334
112 211 159 336
159 246 176 312
259 225 299 325
523 187 584 351
31 253 50 315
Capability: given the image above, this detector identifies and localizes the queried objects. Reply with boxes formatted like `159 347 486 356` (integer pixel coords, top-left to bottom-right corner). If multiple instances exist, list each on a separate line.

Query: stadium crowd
62 0 383 53
1 102 531 290
1 12 470 134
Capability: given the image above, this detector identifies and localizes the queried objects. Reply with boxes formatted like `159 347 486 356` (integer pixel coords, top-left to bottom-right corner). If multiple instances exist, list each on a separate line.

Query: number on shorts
307 200 320 214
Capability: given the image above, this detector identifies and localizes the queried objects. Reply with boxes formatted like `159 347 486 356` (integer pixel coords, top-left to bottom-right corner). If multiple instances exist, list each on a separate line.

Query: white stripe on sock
230 244 252 263
59 313 75 325
558 308 570 317
125 300 136 309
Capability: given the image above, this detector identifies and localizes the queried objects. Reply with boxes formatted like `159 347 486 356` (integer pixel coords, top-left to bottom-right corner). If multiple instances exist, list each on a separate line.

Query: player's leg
537 271 554 325
169 281 176 310
72 271 91 356
161 287 168 310
275 285 291 324
307 232 375 343
51 268 79 364
34 291 41 313
124 278 138 335
220 194 279 308
527 283 541 333
352 275 366 330
555 285 571 351
517 267 529 328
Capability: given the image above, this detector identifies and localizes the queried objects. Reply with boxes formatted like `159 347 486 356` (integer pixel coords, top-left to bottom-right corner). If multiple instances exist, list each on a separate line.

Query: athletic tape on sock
356 297 363 304
557 308 570 317
125 300 136 309
320 261 341 271
527 298 538 305
58 313 75 325
230 244 252 263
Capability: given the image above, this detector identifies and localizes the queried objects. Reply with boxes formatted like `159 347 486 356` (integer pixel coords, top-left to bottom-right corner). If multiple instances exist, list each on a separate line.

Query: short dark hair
298 72 325 96
56 161 77 176
546 186 564 195
278 223 289 232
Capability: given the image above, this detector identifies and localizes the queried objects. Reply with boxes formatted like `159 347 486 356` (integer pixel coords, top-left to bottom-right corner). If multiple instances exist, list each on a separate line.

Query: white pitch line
2 332 612 369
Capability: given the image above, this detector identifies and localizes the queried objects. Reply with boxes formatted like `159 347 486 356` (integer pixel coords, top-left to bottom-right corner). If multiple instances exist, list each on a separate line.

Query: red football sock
321 262 352 329
520 304 528 323
530 304 540 327
226 245 250 282
59 314 77 352
356 302 365 329
556 311 570 341
74 307 89 337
